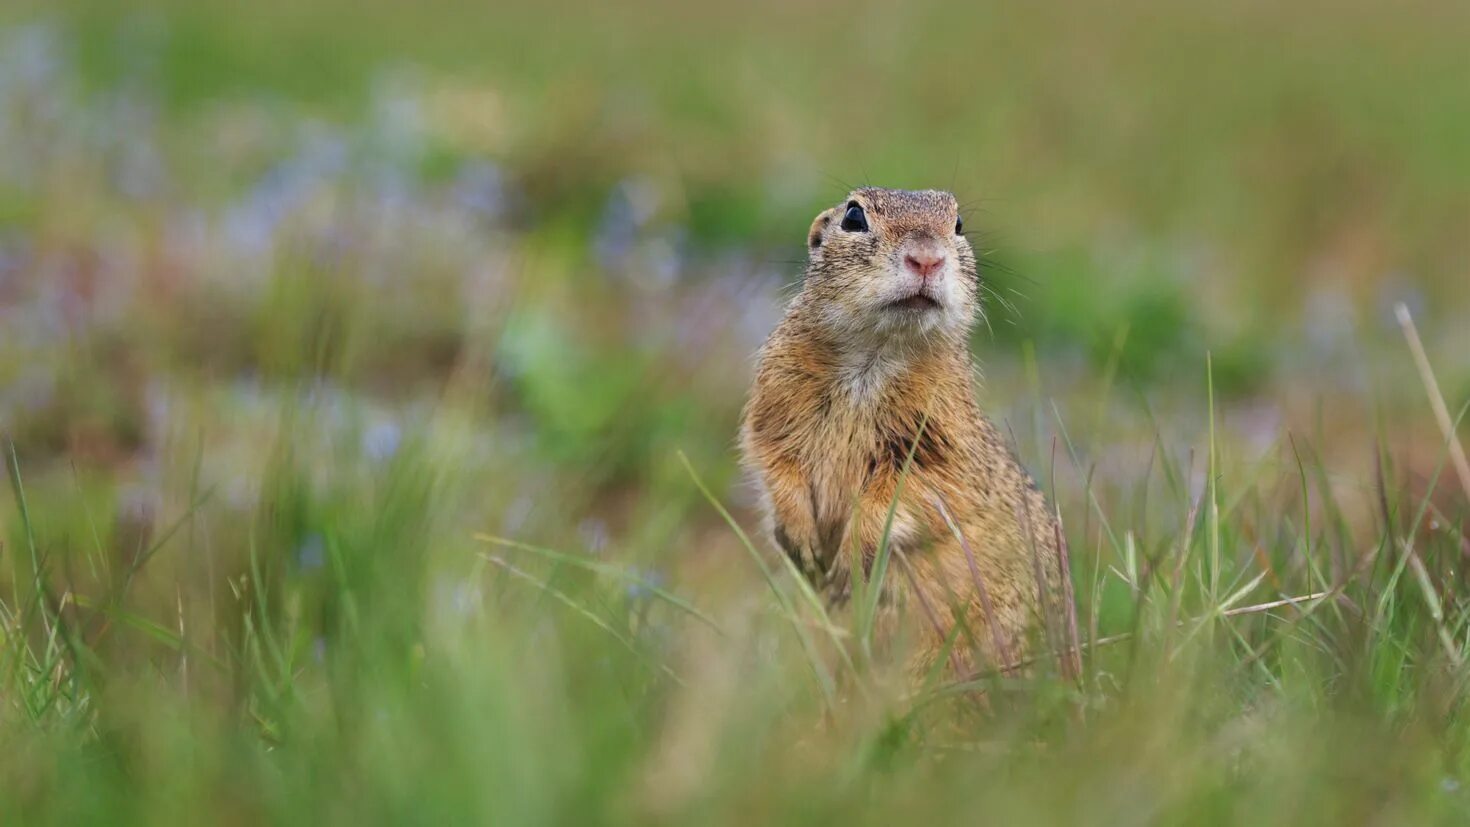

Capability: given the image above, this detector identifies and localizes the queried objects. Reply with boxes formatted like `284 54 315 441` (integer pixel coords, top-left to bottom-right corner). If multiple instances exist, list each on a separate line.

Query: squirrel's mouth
887 294 942 312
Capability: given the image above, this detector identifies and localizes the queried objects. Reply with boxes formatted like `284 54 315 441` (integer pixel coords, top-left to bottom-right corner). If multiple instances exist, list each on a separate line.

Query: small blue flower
625 567 666 601
451 161 507 222
297 534 326 571
363 420 402 463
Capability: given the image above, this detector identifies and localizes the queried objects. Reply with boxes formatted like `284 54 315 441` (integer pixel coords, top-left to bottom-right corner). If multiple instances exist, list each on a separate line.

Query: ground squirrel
740 187 1065 676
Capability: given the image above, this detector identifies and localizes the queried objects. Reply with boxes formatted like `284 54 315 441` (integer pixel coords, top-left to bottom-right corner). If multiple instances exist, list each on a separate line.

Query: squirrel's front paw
773 524 822 581
820 562 852 608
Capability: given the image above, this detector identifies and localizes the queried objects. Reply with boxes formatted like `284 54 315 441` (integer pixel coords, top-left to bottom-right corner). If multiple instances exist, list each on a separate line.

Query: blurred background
0 0 1468 822
2 0 1465 524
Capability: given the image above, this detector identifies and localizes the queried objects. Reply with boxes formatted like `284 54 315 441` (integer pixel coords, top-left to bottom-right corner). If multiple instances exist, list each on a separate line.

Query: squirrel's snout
903 250 946 280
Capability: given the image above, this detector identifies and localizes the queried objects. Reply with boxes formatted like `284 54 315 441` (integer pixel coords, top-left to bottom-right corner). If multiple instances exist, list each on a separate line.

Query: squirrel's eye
840 203 868 233
955 217 964 234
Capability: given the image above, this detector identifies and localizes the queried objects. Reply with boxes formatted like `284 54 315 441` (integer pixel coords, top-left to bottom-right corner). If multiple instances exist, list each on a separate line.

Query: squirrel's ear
807 208 836 254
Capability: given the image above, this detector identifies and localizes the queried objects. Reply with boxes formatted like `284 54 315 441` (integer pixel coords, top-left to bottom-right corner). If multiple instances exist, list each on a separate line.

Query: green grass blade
474 533 725 636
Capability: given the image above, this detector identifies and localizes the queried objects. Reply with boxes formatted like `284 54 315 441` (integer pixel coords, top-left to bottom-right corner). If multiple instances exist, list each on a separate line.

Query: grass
4 326 1470 825
1 3 1469 824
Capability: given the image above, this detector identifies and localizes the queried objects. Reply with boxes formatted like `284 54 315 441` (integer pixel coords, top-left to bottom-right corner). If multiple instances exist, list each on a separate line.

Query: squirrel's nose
904 251 946 279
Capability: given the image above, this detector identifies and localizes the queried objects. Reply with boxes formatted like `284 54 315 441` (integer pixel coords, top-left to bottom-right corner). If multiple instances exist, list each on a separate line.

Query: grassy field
2 2 1470 823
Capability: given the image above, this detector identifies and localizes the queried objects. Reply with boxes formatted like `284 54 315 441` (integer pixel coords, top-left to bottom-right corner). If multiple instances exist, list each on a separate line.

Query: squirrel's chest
802 411 879 490
795 396 915 541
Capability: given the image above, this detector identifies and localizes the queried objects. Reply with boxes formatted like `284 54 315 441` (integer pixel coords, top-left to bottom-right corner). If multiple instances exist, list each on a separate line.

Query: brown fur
740 187 1061 675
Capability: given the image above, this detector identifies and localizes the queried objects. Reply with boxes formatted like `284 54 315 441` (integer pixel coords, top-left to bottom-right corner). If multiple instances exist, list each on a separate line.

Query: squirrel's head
801 187 977 345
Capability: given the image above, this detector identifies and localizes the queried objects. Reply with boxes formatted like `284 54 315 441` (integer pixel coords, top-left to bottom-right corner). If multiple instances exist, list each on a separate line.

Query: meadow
1 1 1469 823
